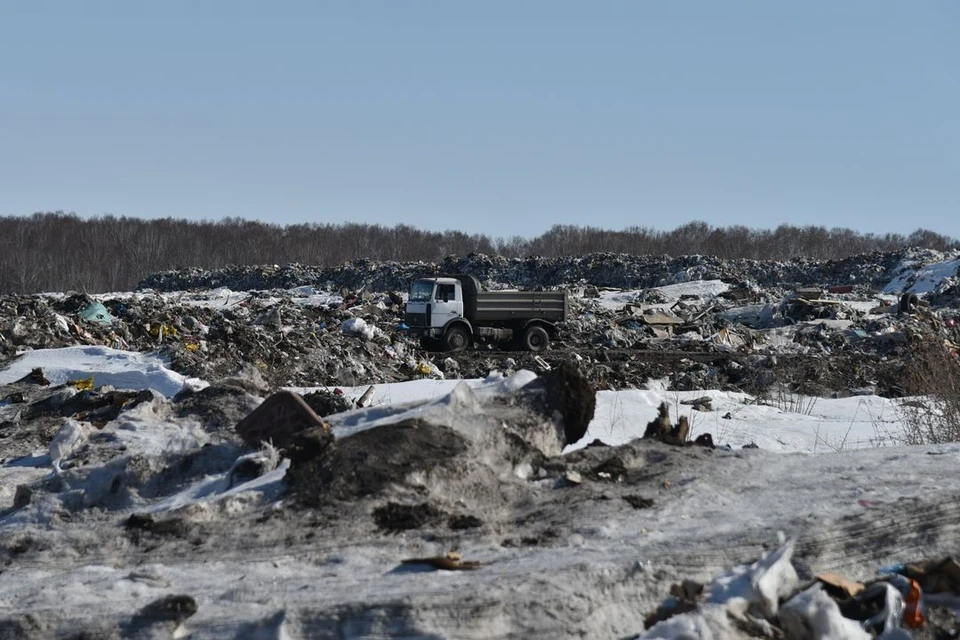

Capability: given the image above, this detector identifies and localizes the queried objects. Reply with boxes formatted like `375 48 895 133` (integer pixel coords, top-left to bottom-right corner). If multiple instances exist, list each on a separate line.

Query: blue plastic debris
878 563 907 576
80 301 114 326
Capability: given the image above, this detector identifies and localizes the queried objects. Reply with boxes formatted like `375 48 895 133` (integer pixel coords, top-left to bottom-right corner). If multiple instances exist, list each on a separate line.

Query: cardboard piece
235 390 327 450
816 572 865 599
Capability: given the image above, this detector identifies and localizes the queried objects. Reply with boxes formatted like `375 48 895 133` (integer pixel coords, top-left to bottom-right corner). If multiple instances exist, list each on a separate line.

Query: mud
289 419 470 506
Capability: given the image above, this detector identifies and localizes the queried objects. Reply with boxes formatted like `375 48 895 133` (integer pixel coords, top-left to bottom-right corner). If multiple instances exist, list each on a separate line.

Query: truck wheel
444 326 470 352
521 325 550 352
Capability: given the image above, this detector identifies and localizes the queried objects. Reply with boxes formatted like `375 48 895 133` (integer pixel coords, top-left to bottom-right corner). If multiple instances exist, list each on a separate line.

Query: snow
299 377 902 454
49 419 95 472
146 458 290 515
0 345 203 398
642 538 806 639
884 255 960 294
705 537 799 619
593 279 731 311
778 583 872 640
81 287 346 310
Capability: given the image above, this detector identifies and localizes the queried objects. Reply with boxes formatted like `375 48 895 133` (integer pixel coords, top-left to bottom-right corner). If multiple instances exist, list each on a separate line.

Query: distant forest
1 212 957 294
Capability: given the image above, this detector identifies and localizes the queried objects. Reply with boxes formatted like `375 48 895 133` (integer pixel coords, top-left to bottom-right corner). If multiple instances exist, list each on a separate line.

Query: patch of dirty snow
0 345 205 397
594 279 731 311
320 377 905 454
884 255 960 294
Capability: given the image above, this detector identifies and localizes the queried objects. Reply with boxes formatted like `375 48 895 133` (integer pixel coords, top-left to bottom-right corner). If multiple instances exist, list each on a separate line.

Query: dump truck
404 274 568 352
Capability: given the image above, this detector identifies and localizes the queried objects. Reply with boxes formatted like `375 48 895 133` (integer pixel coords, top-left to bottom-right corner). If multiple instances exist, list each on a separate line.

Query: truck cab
405 277 472 350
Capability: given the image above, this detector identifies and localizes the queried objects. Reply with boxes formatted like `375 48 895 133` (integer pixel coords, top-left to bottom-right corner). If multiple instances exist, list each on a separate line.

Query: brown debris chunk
643 402 691 445
902 557 960 594
669 415 690 444
643 402 672 440
401 551 481 571
16 368 50 386
816 571 865 599
541 361 596 446
235 390 328 450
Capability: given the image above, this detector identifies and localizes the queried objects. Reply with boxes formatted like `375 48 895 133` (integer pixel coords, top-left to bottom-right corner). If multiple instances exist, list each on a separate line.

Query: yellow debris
68 377 95 392
147 324 179 338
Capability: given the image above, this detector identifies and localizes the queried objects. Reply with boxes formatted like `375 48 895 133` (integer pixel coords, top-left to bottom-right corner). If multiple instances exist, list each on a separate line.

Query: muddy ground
2 362 960 638
2 251 960 637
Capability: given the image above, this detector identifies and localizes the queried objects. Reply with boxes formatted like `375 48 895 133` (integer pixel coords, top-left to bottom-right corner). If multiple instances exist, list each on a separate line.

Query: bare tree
0 212 956 293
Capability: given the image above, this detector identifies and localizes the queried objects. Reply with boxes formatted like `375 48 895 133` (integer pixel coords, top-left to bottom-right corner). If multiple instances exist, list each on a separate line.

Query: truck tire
444 326 470 352
521 325 549 352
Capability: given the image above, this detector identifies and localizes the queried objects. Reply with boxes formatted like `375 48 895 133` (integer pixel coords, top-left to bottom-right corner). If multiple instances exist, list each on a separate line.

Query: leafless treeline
1 212 956 294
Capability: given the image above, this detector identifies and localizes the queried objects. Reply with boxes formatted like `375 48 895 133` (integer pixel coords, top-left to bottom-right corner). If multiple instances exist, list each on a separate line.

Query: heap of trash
0 250 958 401
639 538 960 640
137 249 931 293
0 247 956 638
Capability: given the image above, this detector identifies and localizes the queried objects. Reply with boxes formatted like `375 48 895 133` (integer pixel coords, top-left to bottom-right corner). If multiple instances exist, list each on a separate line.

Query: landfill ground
1 248 960 638
2 248 959 398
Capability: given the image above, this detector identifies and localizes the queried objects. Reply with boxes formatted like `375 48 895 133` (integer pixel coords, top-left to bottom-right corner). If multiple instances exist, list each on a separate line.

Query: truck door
431 282 462 327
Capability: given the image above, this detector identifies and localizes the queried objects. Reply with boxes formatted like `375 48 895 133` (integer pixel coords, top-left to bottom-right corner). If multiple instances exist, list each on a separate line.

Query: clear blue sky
1 1 957 239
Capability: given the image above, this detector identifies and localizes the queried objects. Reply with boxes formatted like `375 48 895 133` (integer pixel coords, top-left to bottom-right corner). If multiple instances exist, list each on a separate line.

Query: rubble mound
288 418 470 505
138 250 918 293
4 250 960 638
529 361 597 444
3 247 960 400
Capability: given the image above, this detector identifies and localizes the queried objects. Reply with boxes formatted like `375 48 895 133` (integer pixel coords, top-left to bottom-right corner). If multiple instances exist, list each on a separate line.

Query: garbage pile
138 249 925 293
0 289 422 389
1 249 959 399
560 276 960 396
640 539 960 640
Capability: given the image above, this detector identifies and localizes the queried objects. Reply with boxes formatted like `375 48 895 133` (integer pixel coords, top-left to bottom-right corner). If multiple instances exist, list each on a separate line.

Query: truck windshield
409 280 434 302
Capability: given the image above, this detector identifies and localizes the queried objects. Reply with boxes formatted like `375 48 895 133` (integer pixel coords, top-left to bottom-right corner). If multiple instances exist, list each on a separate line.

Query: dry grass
762 383 820 416
897 334 960 445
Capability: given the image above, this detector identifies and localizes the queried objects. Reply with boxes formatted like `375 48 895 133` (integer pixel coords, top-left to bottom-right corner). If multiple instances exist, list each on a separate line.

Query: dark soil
288 419 469 507
373 502 445 532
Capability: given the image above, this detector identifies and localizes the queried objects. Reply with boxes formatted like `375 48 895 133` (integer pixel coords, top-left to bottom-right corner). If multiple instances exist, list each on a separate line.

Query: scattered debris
1 248 959 398
354 385 376 408
400 550 481 571
641 541 960 639
1 249 960 637
643 402 693 446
